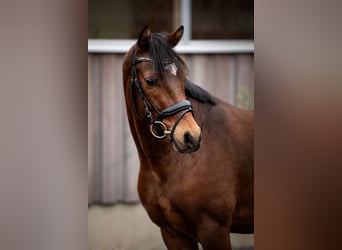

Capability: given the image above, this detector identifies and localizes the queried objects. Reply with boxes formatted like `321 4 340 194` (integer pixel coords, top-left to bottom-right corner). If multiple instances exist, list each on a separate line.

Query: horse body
123 26 253 250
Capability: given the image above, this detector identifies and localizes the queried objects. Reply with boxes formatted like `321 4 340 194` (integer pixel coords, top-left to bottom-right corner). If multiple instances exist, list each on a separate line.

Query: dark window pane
192 0 253 39
89 0 174 39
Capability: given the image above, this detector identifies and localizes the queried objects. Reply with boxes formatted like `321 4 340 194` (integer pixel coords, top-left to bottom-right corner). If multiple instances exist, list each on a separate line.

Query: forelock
148 33 187 79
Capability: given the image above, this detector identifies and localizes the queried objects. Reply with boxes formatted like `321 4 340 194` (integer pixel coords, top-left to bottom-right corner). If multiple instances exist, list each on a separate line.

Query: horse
122 25 254 250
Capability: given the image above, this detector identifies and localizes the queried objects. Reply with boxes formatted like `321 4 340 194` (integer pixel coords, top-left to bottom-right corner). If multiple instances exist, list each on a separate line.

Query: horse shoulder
195 100 254 225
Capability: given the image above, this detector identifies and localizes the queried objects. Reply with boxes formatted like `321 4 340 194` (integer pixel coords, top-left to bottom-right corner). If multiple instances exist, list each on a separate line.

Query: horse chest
158 195 189 227
139 174 196 232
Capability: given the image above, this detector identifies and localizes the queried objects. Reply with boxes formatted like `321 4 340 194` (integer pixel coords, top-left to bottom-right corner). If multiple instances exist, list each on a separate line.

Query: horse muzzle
175 131 202 153
171 114 202 153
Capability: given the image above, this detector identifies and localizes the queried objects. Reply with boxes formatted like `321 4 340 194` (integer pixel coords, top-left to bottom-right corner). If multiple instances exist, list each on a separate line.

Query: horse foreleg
197 217 231 250
161 227 199 250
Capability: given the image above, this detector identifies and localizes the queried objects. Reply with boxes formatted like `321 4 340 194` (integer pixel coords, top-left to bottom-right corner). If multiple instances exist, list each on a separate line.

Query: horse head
124 26 201 153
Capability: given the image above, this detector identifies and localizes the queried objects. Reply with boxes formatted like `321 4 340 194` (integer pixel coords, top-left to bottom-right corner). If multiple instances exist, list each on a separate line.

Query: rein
130 48 193 141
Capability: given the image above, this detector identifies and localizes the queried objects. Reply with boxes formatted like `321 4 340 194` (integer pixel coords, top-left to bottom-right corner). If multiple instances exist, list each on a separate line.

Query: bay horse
122 25 254 250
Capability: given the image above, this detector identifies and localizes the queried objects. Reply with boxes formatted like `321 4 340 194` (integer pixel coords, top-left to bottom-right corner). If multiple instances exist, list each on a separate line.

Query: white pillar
180 0 191 43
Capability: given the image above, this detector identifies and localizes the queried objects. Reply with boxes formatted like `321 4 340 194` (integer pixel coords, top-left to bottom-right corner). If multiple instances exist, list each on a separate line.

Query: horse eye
144 78 156 87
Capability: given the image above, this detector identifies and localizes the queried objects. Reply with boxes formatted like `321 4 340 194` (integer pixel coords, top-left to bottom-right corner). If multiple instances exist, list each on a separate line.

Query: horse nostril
184 132 196 148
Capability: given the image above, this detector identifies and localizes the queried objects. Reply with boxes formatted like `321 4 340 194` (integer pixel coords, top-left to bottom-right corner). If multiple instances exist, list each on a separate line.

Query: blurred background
88 0 254 249
1 1 340 250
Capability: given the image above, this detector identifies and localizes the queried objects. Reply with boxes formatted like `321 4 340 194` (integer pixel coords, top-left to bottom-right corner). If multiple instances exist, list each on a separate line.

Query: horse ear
137 25 151 50
167 25 184 47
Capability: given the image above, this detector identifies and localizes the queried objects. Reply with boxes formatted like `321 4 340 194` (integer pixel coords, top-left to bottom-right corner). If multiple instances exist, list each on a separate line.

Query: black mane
149 33 187 79
185 79 216 105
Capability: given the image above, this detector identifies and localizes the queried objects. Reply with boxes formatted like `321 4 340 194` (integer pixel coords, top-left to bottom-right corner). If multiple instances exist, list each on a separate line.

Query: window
89 0 174 39
192 0 253 39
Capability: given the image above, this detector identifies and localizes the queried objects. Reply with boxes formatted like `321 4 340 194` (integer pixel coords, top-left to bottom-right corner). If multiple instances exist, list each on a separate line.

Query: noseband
130 48 193 141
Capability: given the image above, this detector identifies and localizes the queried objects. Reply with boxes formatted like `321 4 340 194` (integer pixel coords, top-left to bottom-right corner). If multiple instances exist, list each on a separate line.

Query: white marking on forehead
165 63 177 76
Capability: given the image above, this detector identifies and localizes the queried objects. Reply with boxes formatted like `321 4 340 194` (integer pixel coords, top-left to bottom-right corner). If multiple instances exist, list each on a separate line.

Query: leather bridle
130 48 194 142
